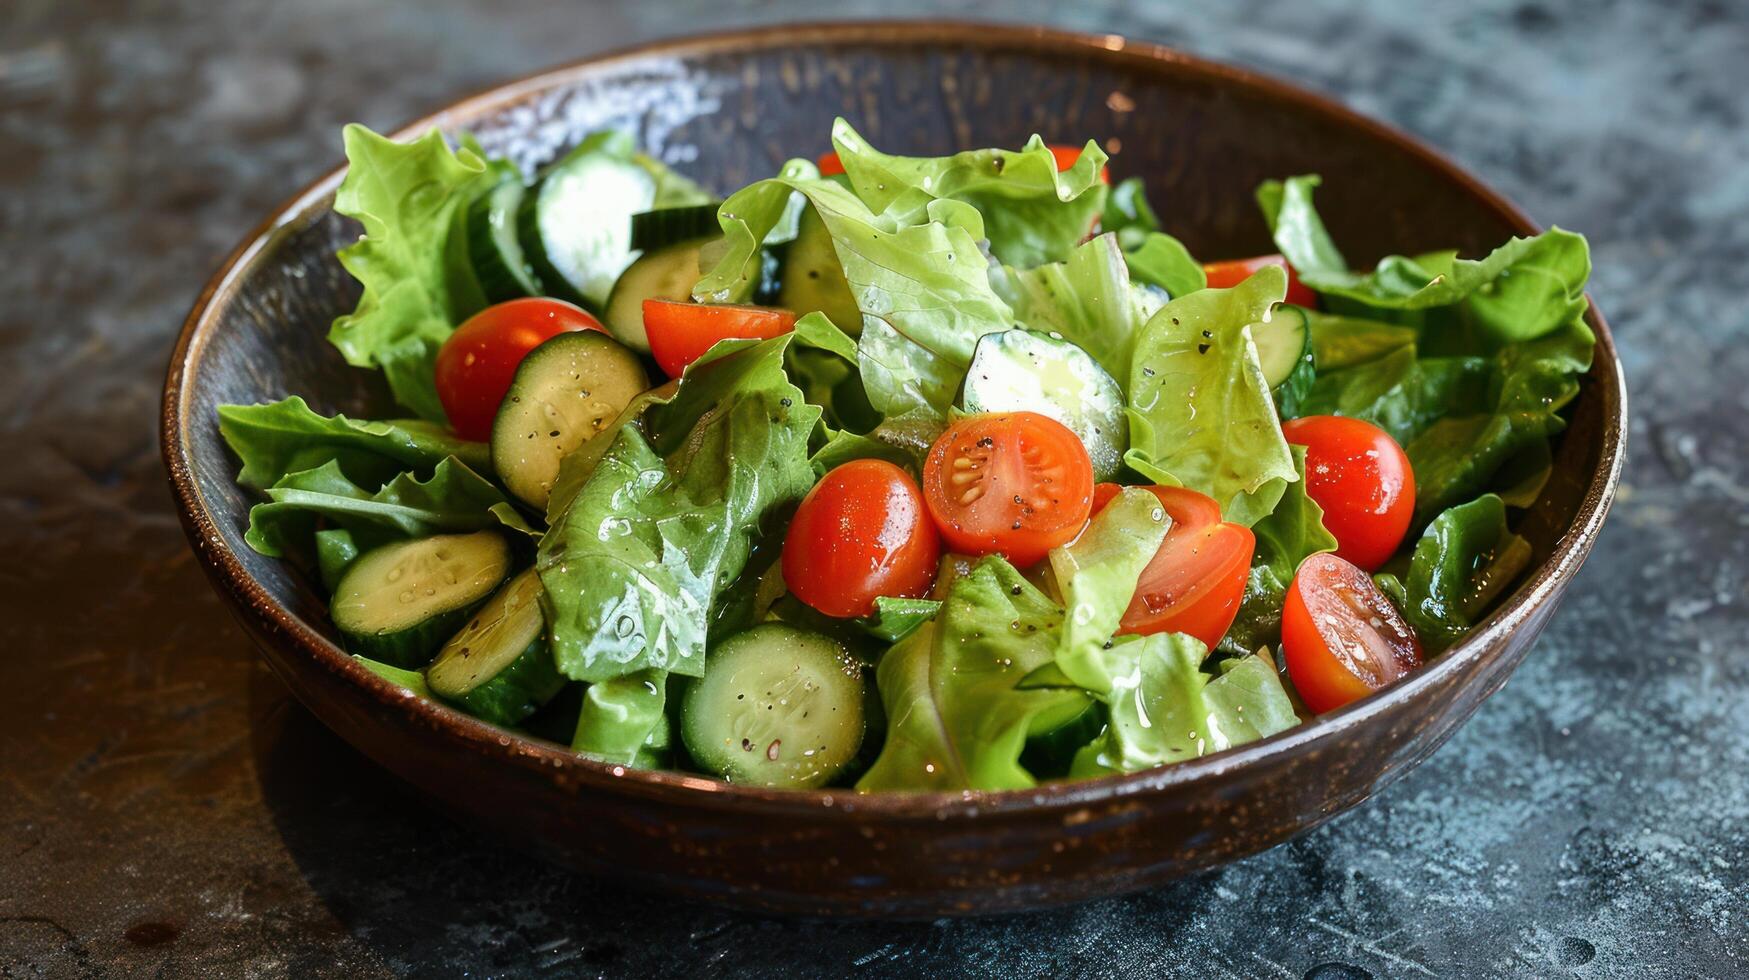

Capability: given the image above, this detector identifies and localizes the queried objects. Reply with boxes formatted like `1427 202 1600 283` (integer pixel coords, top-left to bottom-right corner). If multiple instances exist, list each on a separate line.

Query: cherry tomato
1281 415 1416 571
782 460 941 618
1092 483 1255 648
815 152 846 177
1045 143 1111 183
1202 254 1318 308
434 298 604 441
922 413 1094 568
642 300 798 378
1281 552 1423 713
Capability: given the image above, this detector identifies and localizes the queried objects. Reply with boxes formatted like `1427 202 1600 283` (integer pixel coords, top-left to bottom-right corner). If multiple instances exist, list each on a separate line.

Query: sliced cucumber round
467 177 543 302
630 204 721 252
427 568 563 726
681 624 866 789
778 205 861 335
959 329 1128 481
490 330 651 509
1252 304 1315 418
330 532 511 668
518 141 657 310
602 237 710 354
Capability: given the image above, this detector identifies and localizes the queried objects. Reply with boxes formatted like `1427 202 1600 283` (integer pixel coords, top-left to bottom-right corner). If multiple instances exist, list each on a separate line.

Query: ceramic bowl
161 21 1626 917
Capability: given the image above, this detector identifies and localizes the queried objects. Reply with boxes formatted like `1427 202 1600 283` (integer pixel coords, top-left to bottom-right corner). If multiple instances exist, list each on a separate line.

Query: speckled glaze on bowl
161 21 1625 918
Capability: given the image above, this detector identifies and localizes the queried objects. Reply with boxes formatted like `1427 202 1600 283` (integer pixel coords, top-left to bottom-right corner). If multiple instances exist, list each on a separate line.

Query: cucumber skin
629 204 721 252
1020 699 1105 780
436 634 565 727
517 139 657 311
338 605 479 671
468 179 543 303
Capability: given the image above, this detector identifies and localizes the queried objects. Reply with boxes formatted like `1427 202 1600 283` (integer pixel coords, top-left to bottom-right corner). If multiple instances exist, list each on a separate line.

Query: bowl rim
161 18 1627 819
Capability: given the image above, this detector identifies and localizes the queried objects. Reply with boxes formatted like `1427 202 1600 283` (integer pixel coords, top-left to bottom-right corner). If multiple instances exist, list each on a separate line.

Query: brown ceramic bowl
161 21 1625 917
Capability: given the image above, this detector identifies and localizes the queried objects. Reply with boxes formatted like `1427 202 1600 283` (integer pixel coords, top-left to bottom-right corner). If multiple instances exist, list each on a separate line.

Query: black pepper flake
1170 317 1180 325
1197 343 1211 354
977 436 994 448
1201 329 1213 338
780 397 793 407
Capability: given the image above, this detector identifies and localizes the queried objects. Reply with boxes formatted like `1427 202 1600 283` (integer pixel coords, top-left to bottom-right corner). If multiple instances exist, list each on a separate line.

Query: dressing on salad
218 120 1593 790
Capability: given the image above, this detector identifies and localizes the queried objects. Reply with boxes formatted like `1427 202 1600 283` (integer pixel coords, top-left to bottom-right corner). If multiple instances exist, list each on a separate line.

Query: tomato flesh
1093 484 1254 648
1202 254 1318 308
642 300 798 378
434 298 604 441
782 460 940 618
1282 552 1423 713
1281 415 1415 571
815 151 846 177
922 413 1094 568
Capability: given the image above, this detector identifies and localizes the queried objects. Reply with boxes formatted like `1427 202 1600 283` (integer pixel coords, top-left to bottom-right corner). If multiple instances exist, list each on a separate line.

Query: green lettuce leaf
856 557 1090 792
990 232 1159 388
571 669 670 766
1217 446 1337 657
863 597 942 644
218 395 489 490
1376 494 1532 654
1048 487 1170 691
1126 266 1297 523
693 157 1013 448
536 336 820 682
327 125 493 421
1123 232 1207 301
1101 176 1161 249
242 457 523 561
1069 636 1299 776
830 119 1108 268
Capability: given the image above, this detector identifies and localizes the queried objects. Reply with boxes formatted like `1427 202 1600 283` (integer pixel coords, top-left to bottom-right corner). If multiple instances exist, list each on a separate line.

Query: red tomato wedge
1092 484 1254 649
815 151 846 177
1203 254 1318 308
642 300 797 378
1282 415 1415 571
922 413 1094 568
782 460 941 618
434 298 604 441
1281 552 1424 713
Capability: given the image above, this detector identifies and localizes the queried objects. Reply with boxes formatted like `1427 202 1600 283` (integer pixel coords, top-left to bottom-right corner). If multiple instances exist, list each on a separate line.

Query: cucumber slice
330 532 512 668
1020 699 1105 780
490 330 651 509
467 177 543 302
681 624 866 788
1252 304 1315 418
518 134 658 309
427 568 563 726
602 238 709 354
778 206 861 335
630 204 721 252
959 329 1128 481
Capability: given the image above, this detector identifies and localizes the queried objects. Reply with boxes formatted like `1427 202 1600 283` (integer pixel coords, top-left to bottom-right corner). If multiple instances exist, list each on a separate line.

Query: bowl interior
170 24 1616 798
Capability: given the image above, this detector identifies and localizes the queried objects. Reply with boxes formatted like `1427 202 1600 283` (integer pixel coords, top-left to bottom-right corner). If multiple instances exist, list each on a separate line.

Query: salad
217 120 1593 791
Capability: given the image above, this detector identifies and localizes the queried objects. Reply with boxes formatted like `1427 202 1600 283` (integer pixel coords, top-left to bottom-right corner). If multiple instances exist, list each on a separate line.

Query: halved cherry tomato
1281 552 1423 713
1092 483 1255 648
434 298 604 441
642 300 798 378
922 413 1094 568
782 460 941 618
1281 415 1415 571
1202 254 1318 308
1046 143 1111 183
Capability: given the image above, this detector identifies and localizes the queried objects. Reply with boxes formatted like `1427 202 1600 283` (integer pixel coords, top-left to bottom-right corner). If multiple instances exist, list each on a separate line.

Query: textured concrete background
2 0 1745 977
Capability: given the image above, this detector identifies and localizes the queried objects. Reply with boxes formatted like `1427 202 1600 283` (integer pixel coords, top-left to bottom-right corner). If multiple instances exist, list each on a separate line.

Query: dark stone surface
0 0 1742 977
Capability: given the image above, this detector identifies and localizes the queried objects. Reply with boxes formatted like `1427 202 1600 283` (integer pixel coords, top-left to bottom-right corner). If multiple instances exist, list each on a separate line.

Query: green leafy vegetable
242 457 522 561
1218 446 1338 657
352 654 432 697
1101 176 1161 249
571 669 670 766
1126 266 1297 524
857 557 1089 791
217 395 489 490
536 336 820 682
991 233 1159 388
327 125 493 421
1377 494 1533 653
1069 637 1300 777
862 597 942 644
1048 487 1170 691
830 119 1108 268
1123 232 1207 301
